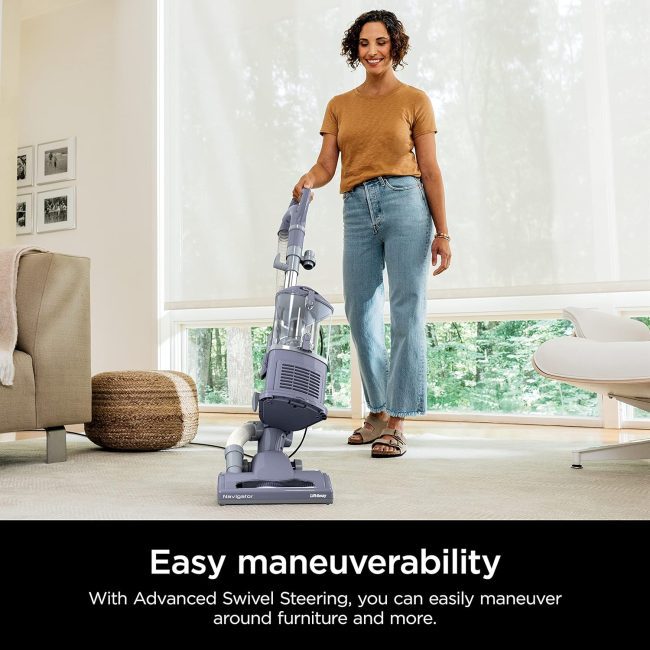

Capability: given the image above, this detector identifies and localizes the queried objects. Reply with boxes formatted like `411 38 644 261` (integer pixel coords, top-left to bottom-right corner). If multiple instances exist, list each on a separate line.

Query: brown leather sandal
371 430 407 458
347 413 388 445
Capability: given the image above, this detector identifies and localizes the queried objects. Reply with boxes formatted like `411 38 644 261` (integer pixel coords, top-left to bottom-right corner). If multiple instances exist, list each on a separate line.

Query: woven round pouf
85 371 199 451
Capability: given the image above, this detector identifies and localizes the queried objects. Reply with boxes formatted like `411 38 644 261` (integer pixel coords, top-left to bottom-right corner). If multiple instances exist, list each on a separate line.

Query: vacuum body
217 188 334 504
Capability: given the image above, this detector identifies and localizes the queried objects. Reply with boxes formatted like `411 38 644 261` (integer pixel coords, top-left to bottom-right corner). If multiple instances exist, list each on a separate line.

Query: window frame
162 294 650 428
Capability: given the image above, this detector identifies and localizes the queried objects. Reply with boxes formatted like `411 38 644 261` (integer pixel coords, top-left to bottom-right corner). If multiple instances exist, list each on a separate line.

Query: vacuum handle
294 187 311 228
287 187 312 253
277 187 311 236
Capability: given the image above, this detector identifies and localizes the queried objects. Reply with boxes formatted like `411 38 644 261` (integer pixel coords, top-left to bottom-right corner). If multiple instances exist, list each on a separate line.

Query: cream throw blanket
0 245 45 386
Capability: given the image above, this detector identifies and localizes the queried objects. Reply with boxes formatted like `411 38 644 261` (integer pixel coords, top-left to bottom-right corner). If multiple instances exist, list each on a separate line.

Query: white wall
16 0 157 373
0 0 20 245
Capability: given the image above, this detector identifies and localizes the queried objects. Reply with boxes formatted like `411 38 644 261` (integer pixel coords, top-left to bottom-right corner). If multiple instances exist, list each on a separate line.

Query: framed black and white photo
36 186 76 233
36 137 76 184
17 146 34 187
16 192 34 235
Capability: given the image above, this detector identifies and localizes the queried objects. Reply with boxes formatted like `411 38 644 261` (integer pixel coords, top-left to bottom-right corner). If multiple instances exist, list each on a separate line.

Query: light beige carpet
0 423 647 520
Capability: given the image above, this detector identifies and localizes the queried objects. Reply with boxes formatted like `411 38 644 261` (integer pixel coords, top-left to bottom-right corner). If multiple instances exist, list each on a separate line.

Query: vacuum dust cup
259 286 333 431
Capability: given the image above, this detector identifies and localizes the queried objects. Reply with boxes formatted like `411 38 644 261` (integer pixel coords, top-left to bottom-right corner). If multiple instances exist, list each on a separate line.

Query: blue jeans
342 175 433 417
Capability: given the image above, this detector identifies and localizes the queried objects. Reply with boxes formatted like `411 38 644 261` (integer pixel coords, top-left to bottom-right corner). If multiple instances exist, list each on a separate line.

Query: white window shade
163 0 650 309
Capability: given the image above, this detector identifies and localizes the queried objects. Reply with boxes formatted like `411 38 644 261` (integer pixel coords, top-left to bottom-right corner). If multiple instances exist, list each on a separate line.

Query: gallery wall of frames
16 136 76 235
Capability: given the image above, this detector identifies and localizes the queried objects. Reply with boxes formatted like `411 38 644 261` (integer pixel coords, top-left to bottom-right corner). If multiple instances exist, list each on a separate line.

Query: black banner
3 520 646 640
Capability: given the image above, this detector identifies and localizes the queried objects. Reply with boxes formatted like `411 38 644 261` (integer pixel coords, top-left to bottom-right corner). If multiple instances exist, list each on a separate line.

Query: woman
292 10 451 458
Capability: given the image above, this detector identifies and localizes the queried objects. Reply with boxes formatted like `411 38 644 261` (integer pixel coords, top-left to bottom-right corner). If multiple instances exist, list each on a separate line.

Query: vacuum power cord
288 427 308 459
68 429 308 460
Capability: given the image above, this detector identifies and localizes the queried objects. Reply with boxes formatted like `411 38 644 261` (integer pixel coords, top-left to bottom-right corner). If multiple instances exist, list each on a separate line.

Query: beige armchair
0 252 91 462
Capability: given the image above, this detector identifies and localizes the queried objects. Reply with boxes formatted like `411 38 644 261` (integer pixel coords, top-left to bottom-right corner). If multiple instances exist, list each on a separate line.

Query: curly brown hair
341 10 410 70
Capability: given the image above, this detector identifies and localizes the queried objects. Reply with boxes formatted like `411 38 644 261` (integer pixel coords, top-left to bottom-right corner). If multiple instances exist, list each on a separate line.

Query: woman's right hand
292 172 315 202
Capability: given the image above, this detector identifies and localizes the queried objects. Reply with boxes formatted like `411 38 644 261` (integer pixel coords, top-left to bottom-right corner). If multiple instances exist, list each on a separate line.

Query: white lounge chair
532 307 650 467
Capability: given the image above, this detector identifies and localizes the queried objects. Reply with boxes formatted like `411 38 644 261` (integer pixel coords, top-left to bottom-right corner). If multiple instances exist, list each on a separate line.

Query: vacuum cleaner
217 188 334 504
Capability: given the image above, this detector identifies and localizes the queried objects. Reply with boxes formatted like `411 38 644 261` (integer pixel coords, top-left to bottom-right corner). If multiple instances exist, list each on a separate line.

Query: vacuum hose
224 421 258 473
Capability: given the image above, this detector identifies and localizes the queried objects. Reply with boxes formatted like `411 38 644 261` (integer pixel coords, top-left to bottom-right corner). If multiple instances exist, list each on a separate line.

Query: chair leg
46 426 67 463
571 439 650 468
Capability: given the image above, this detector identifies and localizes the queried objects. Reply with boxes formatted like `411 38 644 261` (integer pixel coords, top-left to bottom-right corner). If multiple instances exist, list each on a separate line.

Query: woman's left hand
431 238 451 276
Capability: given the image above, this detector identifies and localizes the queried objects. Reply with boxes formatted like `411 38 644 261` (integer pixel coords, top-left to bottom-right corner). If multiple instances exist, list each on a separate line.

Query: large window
183 317 598 417
164 1 650 425
163 0 650 309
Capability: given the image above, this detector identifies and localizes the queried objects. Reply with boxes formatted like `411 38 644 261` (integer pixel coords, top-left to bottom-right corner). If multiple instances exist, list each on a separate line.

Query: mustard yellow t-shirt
319 82 437 193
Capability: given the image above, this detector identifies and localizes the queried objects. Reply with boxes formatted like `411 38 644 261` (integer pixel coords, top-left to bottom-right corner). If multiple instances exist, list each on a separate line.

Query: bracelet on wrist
434 232 451 241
